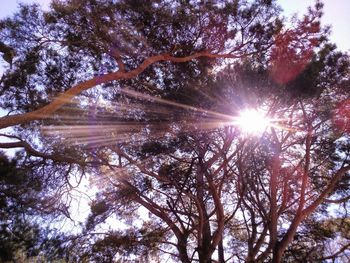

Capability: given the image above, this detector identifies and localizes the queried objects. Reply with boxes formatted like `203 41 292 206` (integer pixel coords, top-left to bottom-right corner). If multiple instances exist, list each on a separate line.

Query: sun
233 109 271 134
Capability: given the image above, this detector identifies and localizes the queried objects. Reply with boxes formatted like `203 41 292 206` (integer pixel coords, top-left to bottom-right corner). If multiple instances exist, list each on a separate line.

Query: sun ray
42 87 300 147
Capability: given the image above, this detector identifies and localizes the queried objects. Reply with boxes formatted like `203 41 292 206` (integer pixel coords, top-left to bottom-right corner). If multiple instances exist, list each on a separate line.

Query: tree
69 44 349 262
0 152 67 262
0 0 283 128
1 0 350 262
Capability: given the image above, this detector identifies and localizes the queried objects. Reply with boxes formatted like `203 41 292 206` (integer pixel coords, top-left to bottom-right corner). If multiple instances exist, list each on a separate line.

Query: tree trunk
218 238 225 263
197 215 213 263
197 159 213 263
178 238 191 263
272 245 284 263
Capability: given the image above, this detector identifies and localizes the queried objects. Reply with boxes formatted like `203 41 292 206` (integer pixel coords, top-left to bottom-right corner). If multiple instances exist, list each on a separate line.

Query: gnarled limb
0 51 245 130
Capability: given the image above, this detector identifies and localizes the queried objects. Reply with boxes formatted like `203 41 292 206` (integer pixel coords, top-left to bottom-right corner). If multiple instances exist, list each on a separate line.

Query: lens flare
234 109 271 134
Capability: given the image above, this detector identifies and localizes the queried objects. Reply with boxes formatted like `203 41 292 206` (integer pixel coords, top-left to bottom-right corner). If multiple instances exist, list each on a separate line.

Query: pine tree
1 0 350 262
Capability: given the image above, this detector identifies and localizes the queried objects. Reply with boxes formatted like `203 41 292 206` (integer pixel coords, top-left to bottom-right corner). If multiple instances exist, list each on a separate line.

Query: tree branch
0 134 94 165
0 51 248 130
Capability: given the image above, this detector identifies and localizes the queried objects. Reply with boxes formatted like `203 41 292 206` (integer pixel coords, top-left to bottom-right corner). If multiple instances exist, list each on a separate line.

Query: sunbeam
42 87 240 147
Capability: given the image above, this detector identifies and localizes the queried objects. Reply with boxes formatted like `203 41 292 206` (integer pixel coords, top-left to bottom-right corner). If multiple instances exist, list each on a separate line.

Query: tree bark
272 245 283 263
218 238 225 263
178 237 191 263
0 51 244 130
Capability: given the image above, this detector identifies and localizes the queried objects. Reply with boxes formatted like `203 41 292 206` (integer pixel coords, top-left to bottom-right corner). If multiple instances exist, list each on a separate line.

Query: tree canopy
0 0 350 262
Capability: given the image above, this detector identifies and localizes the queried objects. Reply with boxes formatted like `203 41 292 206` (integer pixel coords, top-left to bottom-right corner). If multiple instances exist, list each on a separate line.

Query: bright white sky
278 0 350 52
0 0 348 51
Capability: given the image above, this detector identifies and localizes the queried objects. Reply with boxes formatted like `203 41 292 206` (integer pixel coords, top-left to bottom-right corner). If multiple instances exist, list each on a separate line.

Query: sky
0 0 348 51
278 0 350 52
0 0 348 235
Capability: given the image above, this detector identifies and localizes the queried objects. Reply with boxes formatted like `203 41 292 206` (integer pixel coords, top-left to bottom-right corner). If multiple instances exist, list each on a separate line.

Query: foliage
0 153 67 262
0 0 350 262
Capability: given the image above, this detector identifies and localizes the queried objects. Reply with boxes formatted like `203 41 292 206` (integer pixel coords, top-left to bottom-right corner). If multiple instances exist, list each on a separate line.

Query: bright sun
234 109 271 134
